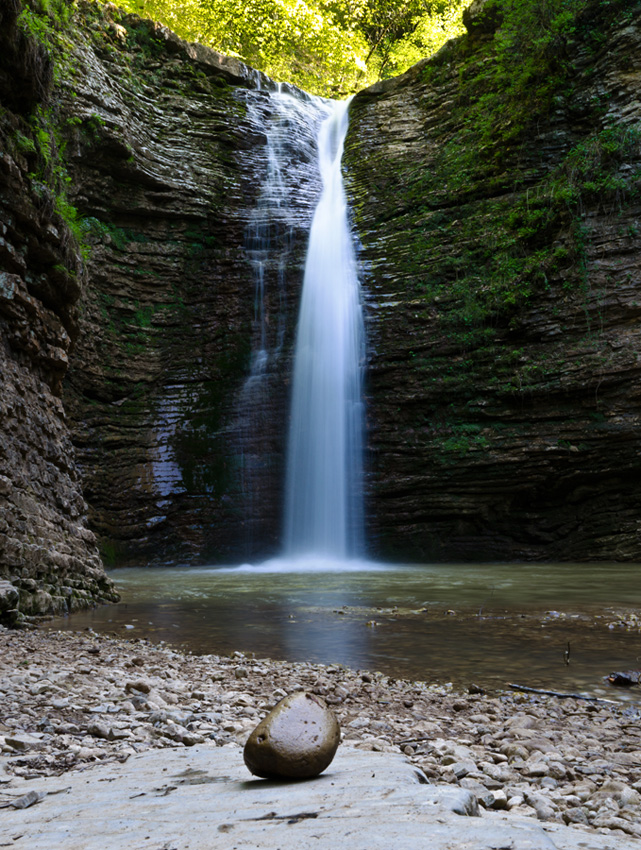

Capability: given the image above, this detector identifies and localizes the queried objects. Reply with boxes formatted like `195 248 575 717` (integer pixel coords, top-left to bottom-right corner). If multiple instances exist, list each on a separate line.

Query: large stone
243 691 340 779
0 580 19 613
463 0 503 34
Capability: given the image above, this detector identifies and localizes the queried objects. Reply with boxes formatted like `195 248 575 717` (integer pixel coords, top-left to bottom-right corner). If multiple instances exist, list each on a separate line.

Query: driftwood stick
507 683 616 704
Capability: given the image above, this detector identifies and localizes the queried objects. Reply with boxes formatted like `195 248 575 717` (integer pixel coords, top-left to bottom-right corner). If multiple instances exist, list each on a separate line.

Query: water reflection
44 562 641 701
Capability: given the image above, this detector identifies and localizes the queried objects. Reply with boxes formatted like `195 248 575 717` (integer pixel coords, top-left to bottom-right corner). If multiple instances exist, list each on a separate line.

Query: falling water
235 87 328 554
284 100 365 559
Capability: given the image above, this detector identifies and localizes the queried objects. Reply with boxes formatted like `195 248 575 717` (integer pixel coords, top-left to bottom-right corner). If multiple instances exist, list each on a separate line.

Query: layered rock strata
0 1 118 621
345 0 641 561
4 0 641 615
59 5 323 567
2 0 324 608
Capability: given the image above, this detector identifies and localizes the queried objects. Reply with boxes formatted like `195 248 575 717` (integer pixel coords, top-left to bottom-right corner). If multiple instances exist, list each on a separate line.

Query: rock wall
45 3 321 568
4 0 641 620
0 0 118 622
0 1 323 618
345 0 641 560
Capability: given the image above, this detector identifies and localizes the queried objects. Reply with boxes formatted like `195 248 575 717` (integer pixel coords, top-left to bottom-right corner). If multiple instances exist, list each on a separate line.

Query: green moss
99 538 120 567
17 0 72 50
349 1 641 357
438 423 490 457
14 131 37 154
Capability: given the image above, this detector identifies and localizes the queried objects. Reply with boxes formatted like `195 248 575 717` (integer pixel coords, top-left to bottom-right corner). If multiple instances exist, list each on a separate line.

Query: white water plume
284 99 365 559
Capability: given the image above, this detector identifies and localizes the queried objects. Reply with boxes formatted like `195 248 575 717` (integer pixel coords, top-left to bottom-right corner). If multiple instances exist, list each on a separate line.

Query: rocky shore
1 627 640 841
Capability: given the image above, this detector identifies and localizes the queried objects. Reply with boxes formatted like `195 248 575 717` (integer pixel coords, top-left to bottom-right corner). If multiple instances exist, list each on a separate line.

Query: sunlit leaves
198 0 371 93
113 0 465 95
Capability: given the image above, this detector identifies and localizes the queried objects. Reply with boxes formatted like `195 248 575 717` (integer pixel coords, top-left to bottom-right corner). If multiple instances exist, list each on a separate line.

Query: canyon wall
0 1 321 620
0 0 118 621
57 6 327 568
3 0 641 624
345 0 641 560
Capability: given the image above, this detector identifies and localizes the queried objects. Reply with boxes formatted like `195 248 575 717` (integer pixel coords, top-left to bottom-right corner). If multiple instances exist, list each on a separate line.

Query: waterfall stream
284 100 365 560
234 87 327 555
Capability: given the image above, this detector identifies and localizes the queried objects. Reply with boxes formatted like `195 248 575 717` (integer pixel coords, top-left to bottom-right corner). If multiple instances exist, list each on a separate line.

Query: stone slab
0 746 631 850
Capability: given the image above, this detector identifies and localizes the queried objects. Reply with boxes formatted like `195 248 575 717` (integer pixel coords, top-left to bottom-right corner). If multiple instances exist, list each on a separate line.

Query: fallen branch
507 683 616 704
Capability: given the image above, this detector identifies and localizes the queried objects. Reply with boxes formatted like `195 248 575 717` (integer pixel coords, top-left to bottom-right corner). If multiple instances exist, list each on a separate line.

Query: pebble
0 629 640 840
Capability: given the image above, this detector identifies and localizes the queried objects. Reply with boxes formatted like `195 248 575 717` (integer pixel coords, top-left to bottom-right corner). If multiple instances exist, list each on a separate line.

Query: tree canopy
115 0 466 96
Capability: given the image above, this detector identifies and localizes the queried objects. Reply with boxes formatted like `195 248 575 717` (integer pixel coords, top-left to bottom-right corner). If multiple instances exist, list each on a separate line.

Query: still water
46 561 641 701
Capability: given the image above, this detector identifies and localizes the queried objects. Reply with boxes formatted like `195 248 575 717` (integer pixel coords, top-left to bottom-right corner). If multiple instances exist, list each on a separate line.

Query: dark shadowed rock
244 691 340 779
0 580 19 613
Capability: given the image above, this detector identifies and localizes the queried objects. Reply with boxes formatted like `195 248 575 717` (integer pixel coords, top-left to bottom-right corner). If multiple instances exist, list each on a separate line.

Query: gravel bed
1 627 640 839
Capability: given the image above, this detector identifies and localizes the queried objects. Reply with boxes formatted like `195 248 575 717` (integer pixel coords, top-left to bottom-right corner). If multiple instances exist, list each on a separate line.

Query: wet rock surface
244 691 340 779
59 5 319 567
1 1 320 610
0 3 118 619
5 0 641 622
1 628 640 842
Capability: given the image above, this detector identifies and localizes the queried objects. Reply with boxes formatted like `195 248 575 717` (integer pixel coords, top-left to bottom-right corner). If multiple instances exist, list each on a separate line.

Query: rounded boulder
243 691 340 779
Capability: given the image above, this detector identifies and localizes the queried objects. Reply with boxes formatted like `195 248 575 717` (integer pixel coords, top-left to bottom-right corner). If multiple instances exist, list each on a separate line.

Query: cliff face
0 1 323 620
345 0 641 560
56 5 324 567
0 0 117 621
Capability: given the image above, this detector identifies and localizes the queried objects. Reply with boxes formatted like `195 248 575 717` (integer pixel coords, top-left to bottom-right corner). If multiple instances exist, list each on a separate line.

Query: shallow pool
45 559 641 701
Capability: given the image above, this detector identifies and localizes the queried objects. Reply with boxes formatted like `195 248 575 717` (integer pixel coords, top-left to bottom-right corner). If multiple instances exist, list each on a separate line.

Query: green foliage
441 423 489 456
376 2 466 79
25 104 89 255
15 131 37 155
17 0 73 55
11 2 96 262
507 123 641 275
319 0 466 80
112 0 465 95
450 0 591 157
348 0 641 362
80 220 151 250
492 0 585 99
54 193 88 257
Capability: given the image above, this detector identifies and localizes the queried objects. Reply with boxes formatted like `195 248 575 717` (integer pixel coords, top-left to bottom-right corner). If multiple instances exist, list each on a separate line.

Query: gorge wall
54 8 321 569
345 0 641 561
0 0 322 622
2 0 641 623
0 0 118 621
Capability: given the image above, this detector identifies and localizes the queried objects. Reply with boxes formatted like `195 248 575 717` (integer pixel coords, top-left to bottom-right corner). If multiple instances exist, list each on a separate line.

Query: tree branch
507 683 616 704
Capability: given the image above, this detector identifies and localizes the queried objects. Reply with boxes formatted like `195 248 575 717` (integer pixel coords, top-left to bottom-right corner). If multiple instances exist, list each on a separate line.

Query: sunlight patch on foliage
112 0 466 95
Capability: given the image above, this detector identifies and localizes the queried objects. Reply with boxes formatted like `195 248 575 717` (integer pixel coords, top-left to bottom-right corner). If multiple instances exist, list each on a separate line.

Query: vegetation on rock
111 0 467 95
349 0 641 348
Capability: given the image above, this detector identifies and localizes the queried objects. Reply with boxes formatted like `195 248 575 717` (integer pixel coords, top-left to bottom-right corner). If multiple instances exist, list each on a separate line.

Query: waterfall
234 87 328 555
284 99 365 559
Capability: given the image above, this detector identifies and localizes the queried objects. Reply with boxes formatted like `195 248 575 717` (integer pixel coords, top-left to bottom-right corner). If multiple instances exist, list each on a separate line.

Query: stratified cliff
0 0 118 621
0 0 321 621
56 6 321 568
3 0 641 624
345 0 641 560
